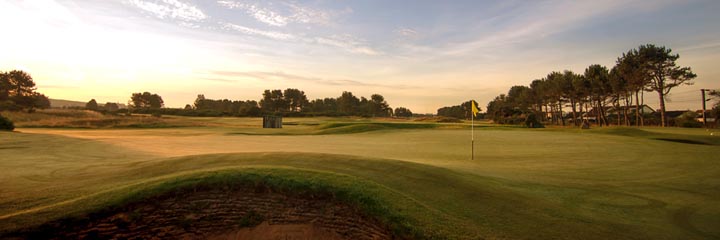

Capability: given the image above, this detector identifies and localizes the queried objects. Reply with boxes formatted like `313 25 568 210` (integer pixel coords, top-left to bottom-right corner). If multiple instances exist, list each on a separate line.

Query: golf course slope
1 120 719 239
3 169 407 240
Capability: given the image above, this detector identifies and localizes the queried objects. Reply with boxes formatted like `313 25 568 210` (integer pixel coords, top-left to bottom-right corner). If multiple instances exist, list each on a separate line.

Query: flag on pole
470 100 479 160
471 100 480 117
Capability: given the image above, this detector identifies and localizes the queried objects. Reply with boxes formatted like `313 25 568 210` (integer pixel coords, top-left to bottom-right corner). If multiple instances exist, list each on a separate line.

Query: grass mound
4 169 413 239
228 122 441 135
414 116 462 123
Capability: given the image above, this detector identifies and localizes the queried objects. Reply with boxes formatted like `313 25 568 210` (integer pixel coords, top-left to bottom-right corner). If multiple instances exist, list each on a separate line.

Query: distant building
575 105 655 123
263 115 283 128
659 110 686 119
606 105 655 115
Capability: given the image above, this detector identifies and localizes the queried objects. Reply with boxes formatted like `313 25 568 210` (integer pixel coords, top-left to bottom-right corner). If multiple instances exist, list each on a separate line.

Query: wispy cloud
677 42 720 52
200 77 237 83
395 28 418 37
219 22 380 55
314 35 382 55
216 0 348 27
208 70 413 89
284 2 349 26
127 0 207 22
221 22 295 40
217 1 288 26
441 0 678 56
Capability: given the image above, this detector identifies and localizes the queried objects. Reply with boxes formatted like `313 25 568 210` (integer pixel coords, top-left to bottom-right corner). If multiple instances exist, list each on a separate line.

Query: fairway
1 117 719 239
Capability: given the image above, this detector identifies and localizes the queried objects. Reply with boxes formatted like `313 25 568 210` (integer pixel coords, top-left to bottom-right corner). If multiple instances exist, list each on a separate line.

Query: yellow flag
471 100 479 117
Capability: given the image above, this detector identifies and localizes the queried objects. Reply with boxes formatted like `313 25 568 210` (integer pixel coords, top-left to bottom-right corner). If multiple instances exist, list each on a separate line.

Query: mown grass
315 122 439 134
582 127 720 145
1 119 719 239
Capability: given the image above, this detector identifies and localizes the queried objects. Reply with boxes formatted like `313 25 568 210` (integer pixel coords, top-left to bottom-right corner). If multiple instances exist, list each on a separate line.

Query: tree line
436 100 480 119
122 88 413 118
0 70 50 112
486 44 698 127
0 69 415 119
85 99 120 112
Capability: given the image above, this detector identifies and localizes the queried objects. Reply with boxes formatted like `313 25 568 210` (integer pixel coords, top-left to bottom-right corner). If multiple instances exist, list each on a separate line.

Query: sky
1 0 719 113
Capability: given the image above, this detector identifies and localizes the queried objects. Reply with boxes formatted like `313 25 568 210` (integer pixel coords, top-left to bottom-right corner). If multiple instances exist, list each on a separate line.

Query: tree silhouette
86 99 98 111
130 92 163 110
636 44 697 127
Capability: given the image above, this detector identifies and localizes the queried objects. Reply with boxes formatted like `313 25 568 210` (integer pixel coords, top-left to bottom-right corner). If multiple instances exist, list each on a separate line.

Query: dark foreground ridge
6 186 394 240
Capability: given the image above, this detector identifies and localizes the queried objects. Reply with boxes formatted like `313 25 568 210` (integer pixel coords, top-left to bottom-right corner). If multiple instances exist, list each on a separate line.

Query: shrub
0 101 22 111
0 114 15 131
524 113 544 128
674 111 702 128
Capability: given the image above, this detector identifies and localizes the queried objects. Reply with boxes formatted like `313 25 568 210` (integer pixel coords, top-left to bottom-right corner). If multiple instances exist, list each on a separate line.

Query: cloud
208 70 414 89
201 77 237 83
395 28 418 37
218 22 380 55
285 2 349 26
217 1 288 26
314 35 383 55
216 0 348 26
127 0 207 22
677 42 720 52
437 0 679 56
221 22 296 40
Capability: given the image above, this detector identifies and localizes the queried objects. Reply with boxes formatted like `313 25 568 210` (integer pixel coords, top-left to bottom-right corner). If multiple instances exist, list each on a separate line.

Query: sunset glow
1 0 719 112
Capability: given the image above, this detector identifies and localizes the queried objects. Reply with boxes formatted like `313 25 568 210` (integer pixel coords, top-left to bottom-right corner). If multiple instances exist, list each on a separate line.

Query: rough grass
1 120 720 239
1 109 201 128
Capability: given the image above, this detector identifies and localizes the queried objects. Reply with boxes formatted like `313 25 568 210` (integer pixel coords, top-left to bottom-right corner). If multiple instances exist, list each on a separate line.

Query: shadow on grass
589 127 719 146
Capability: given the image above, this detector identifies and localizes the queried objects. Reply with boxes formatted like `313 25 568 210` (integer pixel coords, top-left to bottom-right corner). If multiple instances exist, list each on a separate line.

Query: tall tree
283 88 308 112
584 64 611 126
6 70 36 97
636 44 697 127
609 67 629 125
545 72 565 125
573 76 592 124
368 94 391 117
0 70 49 111
260 89 286 113
616 48 650 126
394 107 413 118
529 79 546 120
507 85 532 112
561 71 582 126
86 99 98 111
0 72 10 101
486 95 513 123
337 91 360 114
105 102 120 111
130 92 164 109
194 94 206 109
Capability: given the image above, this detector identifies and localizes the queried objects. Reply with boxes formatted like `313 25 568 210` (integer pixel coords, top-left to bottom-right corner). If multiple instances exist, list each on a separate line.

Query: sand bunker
15 187 394 240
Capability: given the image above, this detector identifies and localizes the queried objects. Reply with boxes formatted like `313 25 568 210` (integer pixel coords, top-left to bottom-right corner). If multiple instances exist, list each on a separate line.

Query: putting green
1 118 719 239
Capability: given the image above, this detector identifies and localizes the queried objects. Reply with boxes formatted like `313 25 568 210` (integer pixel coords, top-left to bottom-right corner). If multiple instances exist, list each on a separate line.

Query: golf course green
0 116 718 239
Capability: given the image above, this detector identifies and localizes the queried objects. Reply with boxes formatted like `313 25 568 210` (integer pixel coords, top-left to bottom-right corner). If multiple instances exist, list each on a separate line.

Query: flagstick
471 110 474 160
